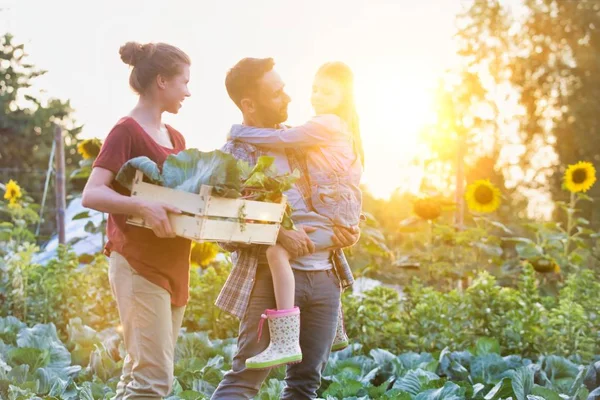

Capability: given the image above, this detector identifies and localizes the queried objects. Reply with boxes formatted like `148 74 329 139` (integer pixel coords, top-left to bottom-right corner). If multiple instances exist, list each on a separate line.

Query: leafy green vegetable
414 381 464 400
116 156 163 189
511 366 534 400
474 337 501 357
16 323 80 381
484 377 514 399
0 317 26 346
163 149 240 196
1 314 596 400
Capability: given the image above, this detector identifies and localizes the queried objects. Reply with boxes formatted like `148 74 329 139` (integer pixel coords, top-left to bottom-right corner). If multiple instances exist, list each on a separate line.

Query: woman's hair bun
119 42 154 67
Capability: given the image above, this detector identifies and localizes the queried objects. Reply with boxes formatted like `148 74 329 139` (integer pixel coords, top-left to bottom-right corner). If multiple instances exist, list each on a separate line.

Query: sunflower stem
23 273 28 323
428 220 433 259
428 220 434 282
564 191 576 260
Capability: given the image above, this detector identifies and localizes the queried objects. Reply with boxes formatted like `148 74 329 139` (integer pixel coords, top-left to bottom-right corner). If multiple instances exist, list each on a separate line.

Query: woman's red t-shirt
93 117 192 306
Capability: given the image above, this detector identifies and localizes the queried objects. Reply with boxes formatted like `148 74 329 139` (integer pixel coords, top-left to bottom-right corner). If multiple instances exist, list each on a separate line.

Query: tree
424 0 600 226
0 33 84 240
510 0 600 225
419 0 518 221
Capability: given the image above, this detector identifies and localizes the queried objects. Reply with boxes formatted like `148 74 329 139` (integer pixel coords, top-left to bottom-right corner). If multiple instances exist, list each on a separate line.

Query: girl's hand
332 225 360 248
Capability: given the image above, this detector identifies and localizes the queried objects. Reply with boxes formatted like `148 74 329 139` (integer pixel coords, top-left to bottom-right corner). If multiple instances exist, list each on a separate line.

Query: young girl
82 41 192 397
228 62 363 369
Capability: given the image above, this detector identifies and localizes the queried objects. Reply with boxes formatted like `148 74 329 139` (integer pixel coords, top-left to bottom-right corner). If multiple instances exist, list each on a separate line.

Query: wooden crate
127 170 287 245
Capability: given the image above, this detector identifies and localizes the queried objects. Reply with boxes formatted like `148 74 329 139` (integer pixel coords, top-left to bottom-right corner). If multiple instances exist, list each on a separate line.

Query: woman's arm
229 115 347 148
82 167 181 238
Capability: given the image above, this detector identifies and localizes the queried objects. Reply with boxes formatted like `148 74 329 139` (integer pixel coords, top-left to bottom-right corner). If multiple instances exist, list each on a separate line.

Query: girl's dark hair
119 41 190 95
316 62 364 167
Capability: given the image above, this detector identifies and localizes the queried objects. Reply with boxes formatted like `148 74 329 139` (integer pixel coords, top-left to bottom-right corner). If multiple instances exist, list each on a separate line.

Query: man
211 57 359 399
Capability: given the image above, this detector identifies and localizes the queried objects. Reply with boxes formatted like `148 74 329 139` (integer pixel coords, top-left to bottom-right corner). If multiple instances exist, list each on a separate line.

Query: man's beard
255 103 288 127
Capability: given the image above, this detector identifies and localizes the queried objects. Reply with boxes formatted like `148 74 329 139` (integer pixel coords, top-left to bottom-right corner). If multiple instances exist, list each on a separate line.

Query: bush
343 264 600 363
184 262 239 339
1 244 118 336
0 244 240 342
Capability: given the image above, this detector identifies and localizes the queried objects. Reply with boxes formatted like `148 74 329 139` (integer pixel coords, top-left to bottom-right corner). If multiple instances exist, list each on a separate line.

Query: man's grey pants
211 262 341 399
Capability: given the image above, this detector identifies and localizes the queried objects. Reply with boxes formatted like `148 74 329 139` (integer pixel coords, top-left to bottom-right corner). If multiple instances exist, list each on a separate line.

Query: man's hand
332 225 360 248
277 225 317 258
139 200 181 238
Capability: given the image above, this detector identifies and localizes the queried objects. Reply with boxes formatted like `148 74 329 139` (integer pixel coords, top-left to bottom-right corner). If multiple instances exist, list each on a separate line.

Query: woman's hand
139 200 181 238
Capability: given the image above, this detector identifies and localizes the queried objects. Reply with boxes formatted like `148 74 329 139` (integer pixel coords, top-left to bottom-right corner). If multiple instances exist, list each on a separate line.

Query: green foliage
544 298 596 364
185 264 239 339
344 266 600 363
0 244 239 345
317 342 595 399
349 185 600 307
560 269 600 335
342 286 407 353
1 244 118 334
239 156 300 202
0 33 85 240
0 193 39 260
0 318 82 398
0 211 599 398
508 0 600 227
238 156 300 230
500 264 545 356
426 0 600 231
345 210 394 279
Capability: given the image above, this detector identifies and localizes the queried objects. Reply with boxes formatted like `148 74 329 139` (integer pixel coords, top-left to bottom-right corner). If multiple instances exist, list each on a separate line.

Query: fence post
54 124 66 244
36 140 56 236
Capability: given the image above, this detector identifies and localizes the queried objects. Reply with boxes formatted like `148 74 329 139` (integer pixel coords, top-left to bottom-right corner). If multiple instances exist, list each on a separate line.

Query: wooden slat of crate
132 179 205 215
128 215 279 244
204 196 285 222
128 213 204 241
199 219 280 244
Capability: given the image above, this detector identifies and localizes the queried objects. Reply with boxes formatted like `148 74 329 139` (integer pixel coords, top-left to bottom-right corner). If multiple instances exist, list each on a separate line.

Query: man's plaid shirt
214 140 355 319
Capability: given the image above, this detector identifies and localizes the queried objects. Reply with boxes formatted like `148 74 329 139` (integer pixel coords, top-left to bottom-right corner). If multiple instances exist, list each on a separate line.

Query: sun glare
354 65 436 199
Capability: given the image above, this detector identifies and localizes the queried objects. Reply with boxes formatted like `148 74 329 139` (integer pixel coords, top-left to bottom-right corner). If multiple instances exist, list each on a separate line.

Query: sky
2 0 463 198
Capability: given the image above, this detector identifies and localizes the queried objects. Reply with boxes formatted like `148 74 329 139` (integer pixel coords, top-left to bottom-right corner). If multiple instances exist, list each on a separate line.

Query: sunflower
191 242 220 267
528 256 560 274
563 161 596 193
465 179 501 213
3 179 22 204
77 138 102 160
413 197 442 220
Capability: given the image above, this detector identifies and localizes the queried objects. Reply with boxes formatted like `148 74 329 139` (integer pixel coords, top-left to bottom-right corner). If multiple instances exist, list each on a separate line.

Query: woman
82 41 191 398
